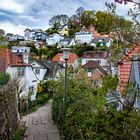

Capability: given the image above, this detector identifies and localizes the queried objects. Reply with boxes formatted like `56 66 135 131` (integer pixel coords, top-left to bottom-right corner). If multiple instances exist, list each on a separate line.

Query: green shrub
20 93 49 115
52 77 140 140
11 128 26 140
52 78 106 139
37 93 48 104
0 73 10 85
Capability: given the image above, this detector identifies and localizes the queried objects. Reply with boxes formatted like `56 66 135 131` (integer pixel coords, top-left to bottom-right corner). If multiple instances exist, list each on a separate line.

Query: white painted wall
46 33 64 45
7 66 39 100
31 61 47 81
75 32 93 43
81 58 109 67
69 39 76 46
12 46 30 53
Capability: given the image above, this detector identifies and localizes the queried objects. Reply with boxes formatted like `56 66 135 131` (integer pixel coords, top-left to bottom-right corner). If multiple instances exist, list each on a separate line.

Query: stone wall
0 80 19 140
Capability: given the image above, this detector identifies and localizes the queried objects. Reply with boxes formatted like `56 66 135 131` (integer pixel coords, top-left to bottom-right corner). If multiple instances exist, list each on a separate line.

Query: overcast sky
0 0 134 35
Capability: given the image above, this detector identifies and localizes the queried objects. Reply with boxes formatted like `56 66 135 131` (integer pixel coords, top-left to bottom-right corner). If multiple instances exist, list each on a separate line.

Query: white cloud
0 0 137 36
0 21 26 35
0 0 24 13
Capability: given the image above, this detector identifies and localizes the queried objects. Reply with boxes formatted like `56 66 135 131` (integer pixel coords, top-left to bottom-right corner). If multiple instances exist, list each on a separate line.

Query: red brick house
77 60 107 86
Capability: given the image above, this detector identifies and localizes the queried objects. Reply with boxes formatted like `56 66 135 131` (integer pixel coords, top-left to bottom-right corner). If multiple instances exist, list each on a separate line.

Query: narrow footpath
23 100 61 140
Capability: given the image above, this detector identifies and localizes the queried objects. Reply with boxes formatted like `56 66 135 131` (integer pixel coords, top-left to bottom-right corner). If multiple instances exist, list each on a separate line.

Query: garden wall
0 80 19 140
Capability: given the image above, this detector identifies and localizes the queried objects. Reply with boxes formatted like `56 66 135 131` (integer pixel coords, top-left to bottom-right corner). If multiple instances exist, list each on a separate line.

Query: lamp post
61 47 71 137
61 48 71 103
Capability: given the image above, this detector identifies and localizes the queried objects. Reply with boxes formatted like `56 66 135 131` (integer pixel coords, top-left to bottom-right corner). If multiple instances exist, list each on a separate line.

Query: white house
7 34 24 41
58 38 75 48
75 32 93 44
24 28 48 41
81 51 110 71
24 28 35 40
58 24 69 36
10 46 39 99
31 60 49 81
8 65 39 100
91 36 112 48
44 61 64 80
46 33 64 46
31 60 64 81
0 48 39 100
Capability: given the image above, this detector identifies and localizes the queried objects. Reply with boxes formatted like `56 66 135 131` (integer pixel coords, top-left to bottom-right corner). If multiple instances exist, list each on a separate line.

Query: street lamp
61 48 71 104
61 47 71 137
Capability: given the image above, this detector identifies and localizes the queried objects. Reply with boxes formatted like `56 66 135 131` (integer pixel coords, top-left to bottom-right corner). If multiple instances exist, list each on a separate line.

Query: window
29 86 34 93
87 68 92 72
96 51 99 55
17 67 25 76
92 80 97 86
97 60 101 64
35 69 40 75
86 52 91 57
100 43 103 46
87 68 92 77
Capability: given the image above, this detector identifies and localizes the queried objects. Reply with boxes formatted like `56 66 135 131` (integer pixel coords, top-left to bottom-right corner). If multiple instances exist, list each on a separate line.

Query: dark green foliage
80 10 96 28
102 75 119 93
0 73 10 85
30 45 38 55
95 11 132 33
52 77 106 139
72 45 93 57
68 28 80 37
10 128 26 140
20 94 49 115
36 93 48 104
7 41 20 49
52 76 140 140
45 29 58 35
20 82 51 115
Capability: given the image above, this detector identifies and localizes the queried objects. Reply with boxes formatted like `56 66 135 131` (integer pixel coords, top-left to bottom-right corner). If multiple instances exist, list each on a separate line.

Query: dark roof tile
82 60 107 75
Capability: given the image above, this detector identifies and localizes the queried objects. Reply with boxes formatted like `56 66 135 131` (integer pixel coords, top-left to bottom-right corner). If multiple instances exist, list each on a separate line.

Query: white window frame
29 86 34 93
35 69 40 75
17 67 25 77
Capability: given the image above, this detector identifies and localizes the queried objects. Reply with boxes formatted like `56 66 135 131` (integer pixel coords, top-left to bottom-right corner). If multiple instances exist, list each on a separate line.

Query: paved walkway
23 100 61 140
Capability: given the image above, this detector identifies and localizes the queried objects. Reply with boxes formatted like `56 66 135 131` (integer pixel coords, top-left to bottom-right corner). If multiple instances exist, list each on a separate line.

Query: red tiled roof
82 51 109 59
82 60 107 75
52 53 79 63
119 44 140 63
0 48 29 72
119 43 140 94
